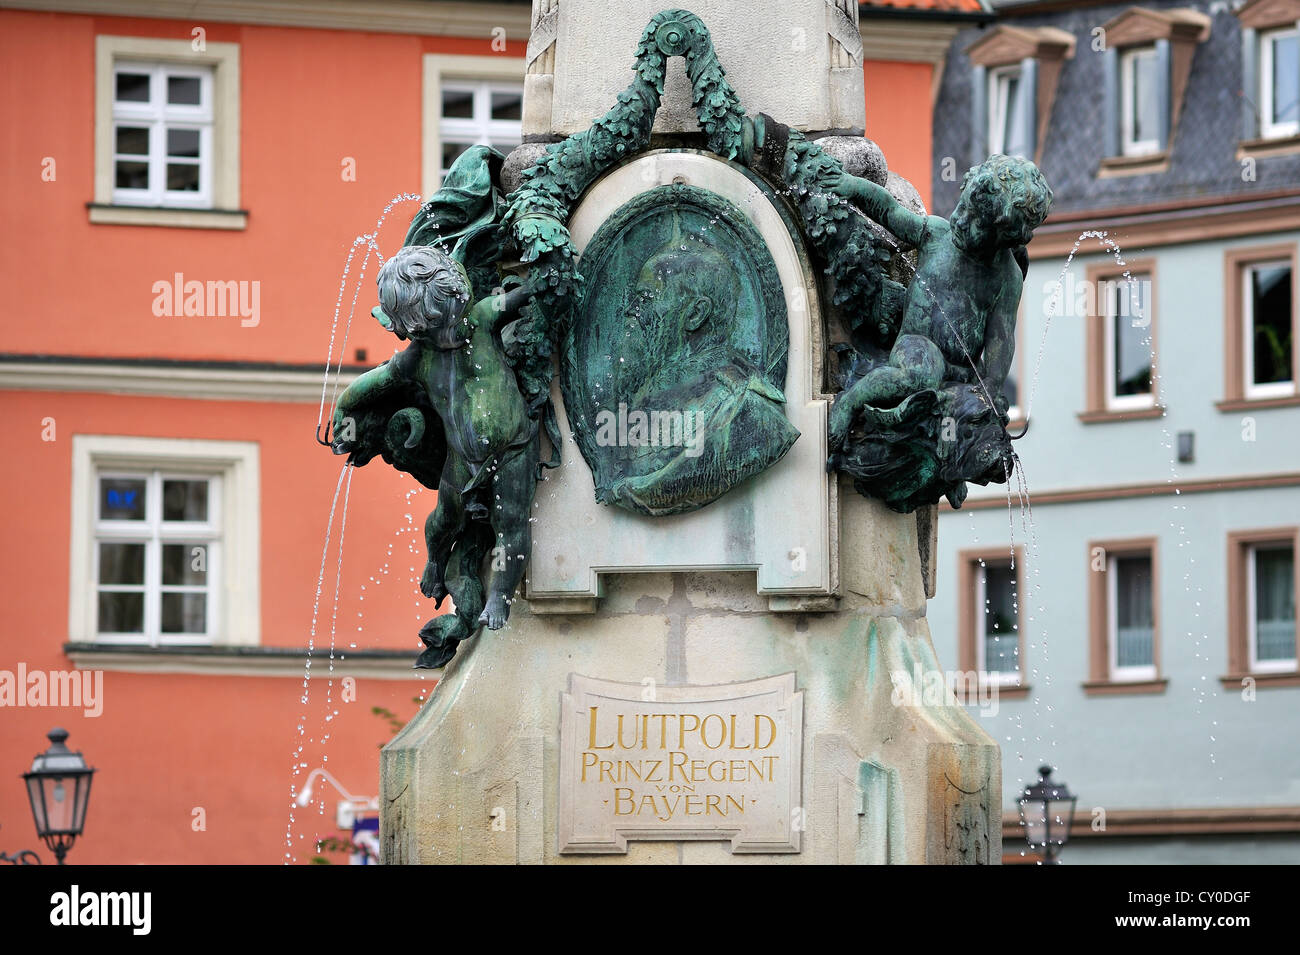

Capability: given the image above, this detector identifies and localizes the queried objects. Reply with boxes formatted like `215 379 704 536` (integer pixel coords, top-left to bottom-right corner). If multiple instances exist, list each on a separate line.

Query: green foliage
780 129 898 348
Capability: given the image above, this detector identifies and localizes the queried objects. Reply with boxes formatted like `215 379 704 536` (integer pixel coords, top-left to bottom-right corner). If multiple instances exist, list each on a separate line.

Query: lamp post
1018 764 1077 864
23 728 96 865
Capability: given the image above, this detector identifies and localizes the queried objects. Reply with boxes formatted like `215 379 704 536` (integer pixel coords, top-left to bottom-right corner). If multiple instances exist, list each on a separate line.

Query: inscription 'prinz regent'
558 674 804 854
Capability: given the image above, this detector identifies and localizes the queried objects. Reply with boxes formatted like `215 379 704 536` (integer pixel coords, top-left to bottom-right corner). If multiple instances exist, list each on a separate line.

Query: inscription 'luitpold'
558 674 804 854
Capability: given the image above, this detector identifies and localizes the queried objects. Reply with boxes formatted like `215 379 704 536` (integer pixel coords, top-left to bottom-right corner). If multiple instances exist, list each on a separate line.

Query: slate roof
929 0 1300 217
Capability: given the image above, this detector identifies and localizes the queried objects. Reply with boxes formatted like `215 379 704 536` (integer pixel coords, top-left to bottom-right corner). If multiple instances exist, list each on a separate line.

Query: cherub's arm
479 277 541 334
831 172 928 247
974 271 1021 414
332 349 418 435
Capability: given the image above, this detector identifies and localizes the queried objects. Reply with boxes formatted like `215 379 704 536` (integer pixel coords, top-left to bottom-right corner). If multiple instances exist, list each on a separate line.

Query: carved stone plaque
558 673 804 854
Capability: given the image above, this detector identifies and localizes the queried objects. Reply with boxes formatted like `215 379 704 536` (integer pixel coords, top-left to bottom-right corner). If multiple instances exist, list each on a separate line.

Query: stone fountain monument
326 0 1052 864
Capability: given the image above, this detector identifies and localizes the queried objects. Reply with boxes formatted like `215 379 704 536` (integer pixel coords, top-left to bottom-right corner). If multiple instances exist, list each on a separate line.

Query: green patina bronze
823 155 1051 511
323 7 1052 667
562 183 798 516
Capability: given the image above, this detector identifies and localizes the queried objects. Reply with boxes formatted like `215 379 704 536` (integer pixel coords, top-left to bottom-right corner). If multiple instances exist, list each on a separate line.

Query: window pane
98 592 144 633
167 75 202 106
163 543 208 586
1272 34 1299 126
982 564 1018 673
115 161 150 190
115 125 149 156
100 477 146 520
115 72 150 103
167 128 201 158
99 542 145 585
1132 51 1159 144
1115 555 1154 668
491 91 522 121
1113 280 1152 396
1001 74 1021 155
441 141 471 173
1255 546 1296 662
1250 265 1293 387
163 479 209 521
166 162 200 192
162 592 207 633
441 89 474 118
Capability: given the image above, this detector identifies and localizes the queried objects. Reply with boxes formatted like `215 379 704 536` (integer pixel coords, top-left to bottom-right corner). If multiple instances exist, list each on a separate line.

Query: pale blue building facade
928 0 1300 862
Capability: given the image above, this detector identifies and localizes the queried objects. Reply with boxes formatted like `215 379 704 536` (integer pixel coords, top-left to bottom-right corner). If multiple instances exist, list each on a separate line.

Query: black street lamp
23 728 96 865
1018 764 1077 864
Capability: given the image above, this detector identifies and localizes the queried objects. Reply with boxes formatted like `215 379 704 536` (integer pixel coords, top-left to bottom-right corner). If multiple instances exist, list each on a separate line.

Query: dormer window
1237 0 1300 151
966 25 1075 165
1097 7 1211 176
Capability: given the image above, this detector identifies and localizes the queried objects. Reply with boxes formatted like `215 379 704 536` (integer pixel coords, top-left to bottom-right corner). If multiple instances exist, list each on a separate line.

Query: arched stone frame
524 150 837 610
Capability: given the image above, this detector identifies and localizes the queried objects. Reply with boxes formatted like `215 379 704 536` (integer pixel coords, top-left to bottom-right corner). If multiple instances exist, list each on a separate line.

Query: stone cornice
0 357 357 403
1237 0 1300 32
1099 6 1211 47
0 0 532 39
859 18 963 63
966 24 1075 68
65 643 431 678
1002 806 1300 839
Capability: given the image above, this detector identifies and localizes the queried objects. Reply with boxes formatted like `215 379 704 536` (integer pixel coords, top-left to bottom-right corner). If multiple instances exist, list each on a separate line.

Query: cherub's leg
477 441 540 631
829 335 944 450
420 456 471 603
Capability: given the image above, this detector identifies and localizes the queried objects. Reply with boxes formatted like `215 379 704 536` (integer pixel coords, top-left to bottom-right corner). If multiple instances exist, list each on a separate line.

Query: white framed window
1104 273 1155 410
1242 260 1295 399
1260 26 1299 140
93 36 242 229
976 560 1021 685
111 62 214 208
70 436 259 647
421 53 525 200
93 470 220 644
1120 46 1161 157
987 65 1024 156
1107 553 1156 682
438 82 523 179
1247 543 1297 672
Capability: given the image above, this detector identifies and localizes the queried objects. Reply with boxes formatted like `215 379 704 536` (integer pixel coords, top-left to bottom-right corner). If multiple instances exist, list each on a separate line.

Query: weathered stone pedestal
381 484 998 864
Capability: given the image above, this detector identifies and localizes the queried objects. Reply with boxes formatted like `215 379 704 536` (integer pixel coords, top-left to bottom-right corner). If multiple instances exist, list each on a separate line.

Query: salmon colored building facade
0 0 984 863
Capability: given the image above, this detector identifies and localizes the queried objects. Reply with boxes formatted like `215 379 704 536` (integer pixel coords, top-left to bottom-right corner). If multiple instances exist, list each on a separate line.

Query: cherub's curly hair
376 245 471 341
950 155 1053 252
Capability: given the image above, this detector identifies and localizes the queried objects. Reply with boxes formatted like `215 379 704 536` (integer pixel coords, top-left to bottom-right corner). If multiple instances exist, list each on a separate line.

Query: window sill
1077 405 1165 424
1215 394 1300 412
1219 670 1300 689
1098 151 1170 178
1082 678 1168 696
955 682 1031 703
87 203 248 230
64 642 426 679
1238 134 1300 160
